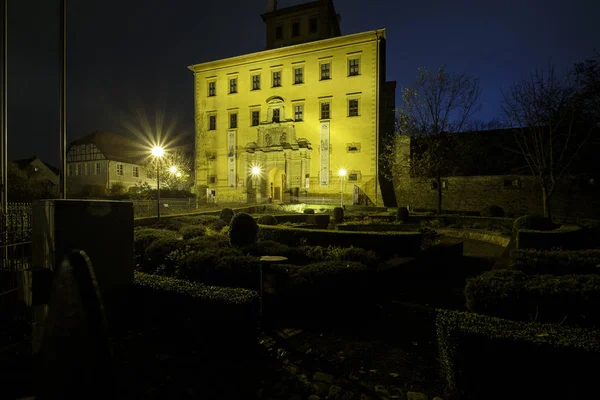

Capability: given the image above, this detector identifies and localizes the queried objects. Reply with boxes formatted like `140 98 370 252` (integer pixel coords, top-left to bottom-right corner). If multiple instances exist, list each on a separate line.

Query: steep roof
13 156 60 176
68 131 147 164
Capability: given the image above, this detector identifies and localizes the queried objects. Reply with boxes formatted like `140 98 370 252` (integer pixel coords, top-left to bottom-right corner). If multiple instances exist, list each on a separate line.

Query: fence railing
1 203 33 272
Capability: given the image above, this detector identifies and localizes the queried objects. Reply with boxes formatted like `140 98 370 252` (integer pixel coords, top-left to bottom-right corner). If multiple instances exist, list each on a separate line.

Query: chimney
267 0 277 12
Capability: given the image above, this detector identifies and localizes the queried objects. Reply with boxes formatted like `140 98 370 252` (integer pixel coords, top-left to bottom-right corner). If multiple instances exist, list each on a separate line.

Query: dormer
261 0 341 50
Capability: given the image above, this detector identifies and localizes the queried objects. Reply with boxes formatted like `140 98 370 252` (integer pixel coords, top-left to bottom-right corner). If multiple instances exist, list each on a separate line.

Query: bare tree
502 62 598 220
388 66 482 214
144 148 193 191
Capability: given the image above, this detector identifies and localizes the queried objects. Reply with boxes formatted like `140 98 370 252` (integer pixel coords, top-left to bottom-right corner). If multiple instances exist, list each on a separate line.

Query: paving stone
313 371 334 384
313 381 330 395
407 392 428 400
375 385 390 397
389 387 406 399
328 384 343 398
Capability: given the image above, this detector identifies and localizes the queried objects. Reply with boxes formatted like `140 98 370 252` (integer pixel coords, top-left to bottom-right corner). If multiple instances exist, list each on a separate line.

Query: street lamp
152 146 165 219
251 166 261 213
338 168 347 207
169 166 177 174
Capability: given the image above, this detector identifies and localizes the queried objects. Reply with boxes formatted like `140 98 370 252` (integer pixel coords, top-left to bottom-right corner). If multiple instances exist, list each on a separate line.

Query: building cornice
188 29 386 74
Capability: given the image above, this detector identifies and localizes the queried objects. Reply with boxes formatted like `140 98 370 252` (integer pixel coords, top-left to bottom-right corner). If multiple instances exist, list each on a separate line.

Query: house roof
68 131 148 164
13 156 60 176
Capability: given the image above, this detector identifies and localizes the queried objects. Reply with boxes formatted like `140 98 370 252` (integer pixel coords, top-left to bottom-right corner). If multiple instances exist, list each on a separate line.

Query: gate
0 203 33 355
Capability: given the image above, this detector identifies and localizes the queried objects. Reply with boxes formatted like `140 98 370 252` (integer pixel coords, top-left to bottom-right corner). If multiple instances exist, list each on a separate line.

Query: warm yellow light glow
176 172 182 178
152 146 164 157
338 168 347 177
169 166 177 173
251 166 261 176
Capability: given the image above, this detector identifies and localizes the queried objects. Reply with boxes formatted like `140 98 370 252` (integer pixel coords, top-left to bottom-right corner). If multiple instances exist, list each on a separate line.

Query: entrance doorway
268 168 285 201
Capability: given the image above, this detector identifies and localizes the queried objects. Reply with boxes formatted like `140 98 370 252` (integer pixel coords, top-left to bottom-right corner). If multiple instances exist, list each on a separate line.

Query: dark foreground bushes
437 309 600 399
262 261 374 323
465 269 600 327
131 272 259 357
509 249 600 275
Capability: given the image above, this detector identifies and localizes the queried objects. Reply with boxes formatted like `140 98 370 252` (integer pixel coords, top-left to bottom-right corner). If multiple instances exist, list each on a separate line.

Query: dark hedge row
465 269 600 327
259 213 330 227
436 309 600 399
509 249 600 275
258 225 422 257
131 272 260 356
516 224 584 250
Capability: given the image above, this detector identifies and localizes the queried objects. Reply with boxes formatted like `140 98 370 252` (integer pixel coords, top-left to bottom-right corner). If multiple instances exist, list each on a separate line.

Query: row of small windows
207 99 359 130
207 58 360 96
67 162 140 178
275 17 318 40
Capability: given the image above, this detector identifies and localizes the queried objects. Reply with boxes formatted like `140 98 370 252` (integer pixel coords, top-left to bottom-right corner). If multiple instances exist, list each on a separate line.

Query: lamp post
152 146 164 219
251 166 261 213
338 168 346 207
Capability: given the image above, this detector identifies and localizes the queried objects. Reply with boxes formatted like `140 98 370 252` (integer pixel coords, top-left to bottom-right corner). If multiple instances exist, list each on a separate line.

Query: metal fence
131 198 201 218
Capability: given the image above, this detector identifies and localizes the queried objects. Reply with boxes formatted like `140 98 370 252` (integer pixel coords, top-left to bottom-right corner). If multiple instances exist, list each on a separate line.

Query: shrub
465 269 600 327
229 212 258 248
259 225 422 257
257 215 278 225
480 205 505 218
516 223 584 250
182 235 232 252
174 249 260 290
396 207 409 223
436 309 600 399
134 228 179 259
179 225 206 239
303 208 315 214
143 236 182 274
333 207 344 223
509 249 600 275
419 227 444 250
219 207 235 223
512 215 556 237
131 272 260 355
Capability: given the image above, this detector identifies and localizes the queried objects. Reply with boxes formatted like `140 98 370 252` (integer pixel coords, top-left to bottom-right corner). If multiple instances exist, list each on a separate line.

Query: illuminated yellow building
188 0 395 205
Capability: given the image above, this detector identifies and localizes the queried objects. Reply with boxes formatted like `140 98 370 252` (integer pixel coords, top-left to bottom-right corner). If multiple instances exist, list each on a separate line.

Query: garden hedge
509 249 600 275
262 261 374 322
131 272 260 356
260 213 330 227
258 225 422 257
465 269 600 327
436 309 600 399
516 224 584 250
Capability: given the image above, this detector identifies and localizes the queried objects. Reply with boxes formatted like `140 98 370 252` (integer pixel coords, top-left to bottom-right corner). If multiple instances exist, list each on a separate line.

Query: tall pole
59 0 67 198
254 176 257 213
156 158 160 220
1 0 8 214
340 176 343 207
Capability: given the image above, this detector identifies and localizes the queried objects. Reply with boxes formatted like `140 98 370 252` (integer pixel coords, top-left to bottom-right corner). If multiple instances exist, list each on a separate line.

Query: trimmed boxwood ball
303 208 315 214
396 207 409 223
229 212 258 248
257 215 278 225
480 205 505 217
220 207 235 223
179 225 206 239
333 207 344 223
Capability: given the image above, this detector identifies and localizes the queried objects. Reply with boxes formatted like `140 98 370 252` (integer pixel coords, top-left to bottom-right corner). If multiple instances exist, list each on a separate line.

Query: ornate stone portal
244 96 312 201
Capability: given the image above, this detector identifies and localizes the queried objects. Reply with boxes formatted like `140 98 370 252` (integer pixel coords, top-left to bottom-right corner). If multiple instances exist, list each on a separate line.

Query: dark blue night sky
6 0 599 166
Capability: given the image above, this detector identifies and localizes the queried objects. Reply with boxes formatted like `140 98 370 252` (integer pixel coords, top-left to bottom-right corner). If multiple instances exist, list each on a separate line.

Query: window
230 113 237 129
272 109 280 123
320 102 330 119
133 166 139 178
348 173 358 181
208 81 216 96
272 71 281 87
275 25 283 40
251 110 260 126
116 164 124 176
209 175 217 184
252 75 260 90
349 58 360 76
349 99 359 116
292 22 300 37
309 18 317 33
229 78 237 94
504 178 520 188
76 164 82 176
68 164 73 177
320 62 331 80
95 162 101 175
347 143 361 153
294 105 303 121
209 115 216 130
85 163 90 175
294 67 303 84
